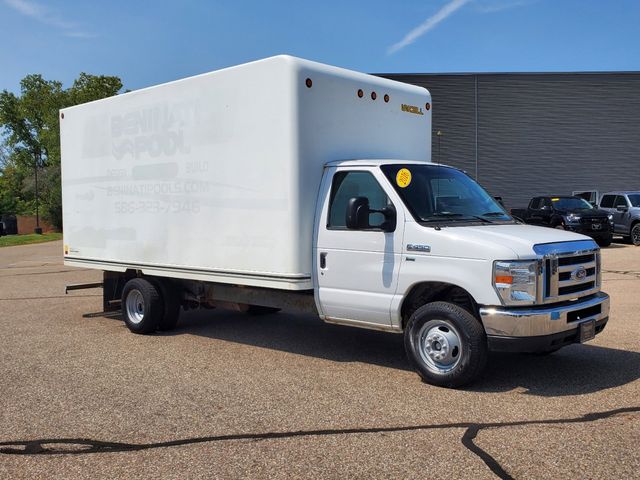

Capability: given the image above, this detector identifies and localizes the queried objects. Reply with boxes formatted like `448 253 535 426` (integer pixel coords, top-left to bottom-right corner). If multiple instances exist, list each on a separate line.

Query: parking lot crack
0 406 637 479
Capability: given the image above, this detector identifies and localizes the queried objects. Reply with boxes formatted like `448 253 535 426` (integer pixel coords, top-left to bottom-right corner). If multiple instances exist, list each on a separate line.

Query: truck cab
315 161 609 386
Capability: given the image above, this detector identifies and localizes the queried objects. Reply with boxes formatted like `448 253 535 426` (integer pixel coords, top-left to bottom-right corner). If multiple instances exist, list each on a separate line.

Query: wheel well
400 282 479 329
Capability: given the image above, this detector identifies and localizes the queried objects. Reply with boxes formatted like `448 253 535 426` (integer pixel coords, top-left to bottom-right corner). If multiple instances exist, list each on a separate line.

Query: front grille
542 249 600 303
559 281 595 296
579 217 607 225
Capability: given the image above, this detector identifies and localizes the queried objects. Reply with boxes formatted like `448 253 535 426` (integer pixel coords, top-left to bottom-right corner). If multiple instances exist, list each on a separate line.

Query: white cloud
3 0 94 37
476 0 534 13
388 0 473 55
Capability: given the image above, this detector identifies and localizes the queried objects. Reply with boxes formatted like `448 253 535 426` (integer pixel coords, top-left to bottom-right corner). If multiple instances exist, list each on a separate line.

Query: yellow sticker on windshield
551 197 560 201
396 168 412 188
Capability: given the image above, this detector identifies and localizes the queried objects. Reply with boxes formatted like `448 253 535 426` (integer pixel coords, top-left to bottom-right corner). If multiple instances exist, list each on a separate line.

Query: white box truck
61 56 610 387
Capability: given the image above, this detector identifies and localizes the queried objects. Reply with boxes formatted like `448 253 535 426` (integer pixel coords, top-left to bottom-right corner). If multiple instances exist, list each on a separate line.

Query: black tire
246 305 281 315
153 279 181 331
531 346 562 356
121 278 163 334
597 236 612 247
404 301 487 388
632 224 640 246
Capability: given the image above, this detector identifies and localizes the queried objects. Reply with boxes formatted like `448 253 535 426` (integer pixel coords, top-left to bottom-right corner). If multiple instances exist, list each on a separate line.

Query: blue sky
1 0 639 92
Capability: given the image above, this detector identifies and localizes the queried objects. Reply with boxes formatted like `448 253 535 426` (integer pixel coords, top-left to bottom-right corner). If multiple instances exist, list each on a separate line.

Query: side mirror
616 206 629 212
346 197 397 232
346 197 370 230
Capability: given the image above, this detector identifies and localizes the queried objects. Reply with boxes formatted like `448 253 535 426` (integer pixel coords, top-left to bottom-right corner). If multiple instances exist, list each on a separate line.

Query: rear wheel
404 302 487 388
122 278 163 334
154 279 181 331
632 224 640 246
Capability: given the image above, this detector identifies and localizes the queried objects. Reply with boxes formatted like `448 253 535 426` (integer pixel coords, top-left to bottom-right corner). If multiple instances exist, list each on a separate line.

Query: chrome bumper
479 292 610 337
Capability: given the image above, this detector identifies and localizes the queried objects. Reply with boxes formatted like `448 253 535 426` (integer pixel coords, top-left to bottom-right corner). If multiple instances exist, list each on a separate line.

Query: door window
328 171 391 229
600 195 615 208
530 198 541 209
614 196 628 208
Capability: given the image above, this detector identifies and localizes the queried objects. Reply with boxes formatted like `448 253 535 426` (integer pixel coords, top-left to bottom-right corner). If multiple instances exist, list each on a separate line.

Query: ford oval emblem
573 267 587 280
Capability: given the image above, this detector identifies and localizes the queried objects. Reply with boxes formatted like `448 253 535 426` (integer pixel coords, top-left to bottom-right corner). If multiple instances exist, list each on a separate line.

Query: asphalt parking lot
0 240 638 479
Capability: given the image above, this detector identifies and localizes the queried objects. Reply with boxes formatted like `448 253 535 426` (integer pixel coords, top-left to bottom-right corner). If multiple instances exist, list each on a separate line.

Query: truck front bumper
479 292 610 353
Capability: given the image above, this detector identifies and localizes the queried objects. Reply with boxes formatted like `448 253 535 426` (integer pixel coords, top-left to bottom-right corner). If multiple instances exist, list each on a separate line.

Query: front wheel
404 302 487 388
597 236 612 247
632 224 640 246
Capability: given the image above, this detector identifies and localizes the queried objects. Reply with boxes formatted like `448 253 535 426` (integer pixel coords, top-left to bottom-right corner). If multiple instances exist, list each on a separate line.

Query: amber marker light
357 89 364 98
384 94 389 103
425 102 431 110
495 275 513 285
371 91 377 100
305 78 313 88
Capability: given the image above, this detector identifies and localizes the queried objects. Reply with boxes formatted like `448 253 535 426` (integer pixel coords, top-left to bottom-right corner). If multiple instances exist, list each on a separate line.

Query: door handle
320 252 327 269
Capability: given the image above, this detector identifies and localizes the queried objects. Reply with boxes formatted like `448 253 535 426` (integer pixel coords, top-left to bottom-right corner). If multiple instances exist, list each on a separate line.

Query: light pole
34 148 42 234
435 130 444 164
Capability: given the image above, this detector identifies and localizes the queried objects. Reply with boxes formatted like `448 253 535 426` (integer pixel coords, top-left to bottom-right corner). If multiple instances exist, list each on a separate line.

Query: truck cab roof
325 159 433 168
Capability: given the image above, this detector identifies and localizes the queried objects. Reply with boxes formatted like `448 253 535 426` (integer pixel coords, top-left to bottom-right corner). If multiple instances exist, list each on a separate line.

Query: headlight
565 213 581 223
607 214 614 222
493 260 538 305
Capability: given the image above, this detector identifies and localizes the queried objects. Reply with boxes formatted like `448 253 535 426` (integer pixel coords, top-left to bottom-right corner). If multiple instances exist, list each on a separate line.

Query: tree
0 73 123 229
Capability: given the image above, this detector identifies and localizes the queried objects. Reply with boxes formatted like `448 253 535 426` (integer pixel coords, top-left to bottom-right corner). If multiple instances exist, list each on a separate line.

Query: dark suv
512 196 614 246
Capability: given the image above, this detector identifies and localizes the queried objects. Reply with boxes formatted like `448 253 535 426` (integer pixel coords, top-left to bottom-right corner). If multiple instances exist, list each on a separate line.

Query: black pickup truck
512 196 614 246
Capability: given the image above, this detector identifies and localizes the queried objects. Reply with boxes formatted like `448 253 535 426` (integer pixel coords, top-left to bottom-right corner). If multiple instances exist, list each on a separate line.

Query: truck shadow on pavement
1 406 638 480
163 309 639 397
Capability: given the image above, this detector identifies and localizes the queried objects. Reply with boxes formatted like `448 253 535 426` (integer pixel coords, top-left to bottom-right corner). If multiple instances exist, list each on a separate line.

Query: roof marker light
371 91 377 100
305 78 313 88
357 89 364 98
384 94 389 103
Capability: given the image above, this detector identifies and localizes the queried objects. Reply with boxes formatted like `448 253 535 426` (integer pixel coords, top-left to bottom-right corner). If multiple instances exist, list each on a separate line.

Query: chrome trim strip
533 240 598 256
558 261 596 273
479 292 610 337
559 273 597 287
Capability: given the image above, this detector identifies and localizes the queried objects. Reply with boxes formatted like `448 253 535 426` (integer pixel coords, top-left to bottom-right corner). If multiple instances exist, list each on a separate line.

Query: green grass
0 232 62 247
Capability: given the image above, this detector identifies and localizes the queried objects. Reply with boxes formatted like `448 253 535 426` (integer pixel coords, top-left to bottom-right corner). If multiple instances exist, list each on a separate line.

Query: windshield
380 164 512 224
551 197 594 210
628 194 640 207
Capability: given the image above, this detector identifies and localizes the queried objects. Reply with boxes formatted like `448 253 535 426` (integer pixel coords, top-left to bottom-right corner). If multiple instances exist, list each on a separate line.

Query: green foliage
0 73 123 229
0 232 62 248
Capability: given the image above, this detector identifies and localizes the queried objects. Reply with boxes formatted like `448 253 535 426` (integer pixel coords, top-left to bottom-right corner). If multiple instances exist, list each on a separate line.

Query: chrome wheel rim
417 321 463 374
125 289 145 324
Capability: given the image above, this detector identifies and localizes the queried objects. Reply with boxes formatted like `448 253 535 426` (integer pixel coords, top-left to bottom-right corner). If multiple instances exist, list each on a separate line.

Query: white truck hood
405 222 594 261
440 224 591 259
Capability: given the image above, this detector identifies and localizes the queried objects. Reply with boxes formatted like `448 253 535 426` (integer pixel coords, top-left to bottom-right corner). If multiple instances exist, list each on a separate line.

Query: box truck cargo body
61 55 430 290
61 56 610 387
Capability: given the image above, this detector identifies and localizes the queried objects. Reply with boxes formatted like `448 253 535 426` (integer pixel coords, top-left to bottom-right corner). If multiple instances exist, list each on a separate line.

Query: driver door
315 167 404 327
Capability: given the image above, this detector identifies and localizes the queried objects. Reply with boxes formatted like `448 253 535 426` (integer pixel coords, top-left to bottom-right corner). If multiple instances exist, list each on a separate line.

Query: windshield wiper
481 211 507 217
424 213 493 223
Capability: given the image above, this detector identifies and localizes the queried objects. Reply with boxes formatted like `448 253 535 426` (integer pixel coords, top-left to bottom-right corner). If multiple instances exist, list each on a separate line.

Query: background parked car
511 196 614 247
599 191 640 246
